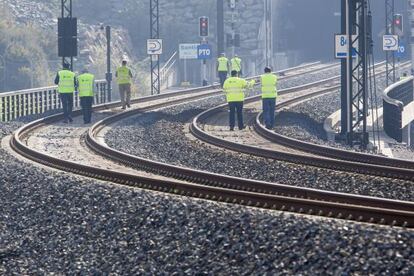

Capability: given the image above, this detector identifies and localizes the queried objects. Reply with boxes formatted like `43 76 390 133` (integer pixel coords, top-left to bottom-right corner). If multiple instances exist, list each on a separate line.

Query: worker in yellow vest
77 68 95 124
116 59 133 110
231 55 242 77
261 66 278 129
223 70 255 131
217 53 229 87
54 63 76 123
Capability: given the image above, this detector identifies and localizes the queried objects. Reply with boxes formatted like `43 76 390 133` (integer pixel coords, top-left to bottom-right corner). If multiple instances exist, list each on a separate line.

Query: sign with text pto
197 44 212 60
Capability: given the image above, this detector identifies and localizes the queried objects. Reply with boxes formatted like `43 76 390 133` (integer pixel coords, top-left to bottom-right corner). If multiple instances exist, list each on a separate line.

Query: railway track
191 62 414 181
9 62 414 228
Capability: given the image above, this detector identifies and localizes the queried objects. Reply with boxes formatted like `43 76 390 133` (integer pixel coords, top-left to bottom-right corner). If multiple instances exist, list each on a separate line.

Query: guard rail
0 80 108 122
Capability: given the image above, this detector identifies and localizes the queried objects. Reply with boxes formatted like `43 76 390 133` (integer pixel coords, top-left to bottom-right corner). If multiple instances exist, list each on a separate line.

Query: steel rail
191 62 414 180
12 63 414 228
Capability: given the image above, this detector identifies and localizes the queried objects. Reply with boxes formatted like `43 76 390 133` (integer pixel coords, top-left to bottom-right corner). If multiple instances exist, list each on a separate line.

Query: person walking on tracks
231 54 242 77
54 63 76 123
261 66 278 129
116 59 133 110
77 68 95 124
223 70 255 131
217 53 229 87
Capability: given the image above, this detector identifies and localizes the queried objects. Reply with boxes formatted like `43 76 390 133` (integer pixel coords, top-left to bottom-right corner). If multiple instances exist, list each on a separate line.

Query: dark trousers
80 97 93 123
262 98 276 129
60 93 73 121
228 101 244 130
218 71 228 87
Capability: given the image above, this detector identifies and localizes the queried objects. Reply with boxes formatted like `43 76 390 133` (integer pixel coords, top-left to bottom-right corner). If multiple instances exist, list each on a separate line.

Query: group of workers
218 53 278 131
54 59 133 124
55 52 276 131
217 53 242 87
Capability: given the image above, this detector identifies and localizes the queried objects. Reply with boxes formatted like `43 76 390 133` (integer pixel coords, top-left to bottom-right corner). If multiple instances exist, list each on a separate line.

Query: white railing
160 51 178 90
0 80 108 122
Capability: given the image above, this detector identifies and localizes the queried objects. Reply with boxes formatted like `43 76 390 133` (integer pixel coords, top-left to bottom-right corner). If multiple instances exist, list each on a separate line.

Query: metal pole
217 0 224 56
265 0 272 67
346 0 353 144
385 0 395 86
150 0 160 95
410 0 414 75
341 0 348 136
106 26 112 102
61 0 74 71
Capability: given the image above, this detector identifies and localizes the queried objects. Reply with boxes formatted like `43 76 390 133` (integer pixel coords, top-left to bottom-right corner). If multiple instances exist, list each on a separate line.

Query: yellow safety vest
218 57 229 72
261 73 278 99
223 77 248 102
117 66 132 85
58 70 76 93
231 57 242 72
77 73 95 97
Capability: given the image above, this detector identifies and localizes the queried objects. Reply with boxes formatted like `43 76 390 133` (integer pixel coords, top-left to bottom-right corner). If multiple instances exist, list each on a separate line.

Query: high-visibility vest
77 73 95 97
223 77 248 102
217 57 229 72
231 57 242 72
261 73 278 99
116 66 132 84
58 70 76 93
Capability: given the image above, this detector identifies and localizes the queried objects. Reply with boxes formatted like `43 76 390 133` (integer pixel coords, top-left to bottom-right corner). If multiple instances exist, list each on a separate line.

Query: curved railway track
191 62 414 181
9 62 414 228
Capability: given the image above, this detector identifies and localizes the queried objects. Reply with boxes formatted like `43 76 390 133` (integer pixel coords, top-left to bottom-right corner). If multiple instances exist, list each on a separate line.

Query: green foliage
0 7 55 92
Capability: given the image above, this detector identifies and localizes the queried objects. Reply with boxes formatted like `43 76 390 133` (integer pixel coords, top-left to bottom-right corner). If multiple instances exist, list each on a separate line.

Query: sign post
147 38 163 95
179 43 199 86
198 42 212 86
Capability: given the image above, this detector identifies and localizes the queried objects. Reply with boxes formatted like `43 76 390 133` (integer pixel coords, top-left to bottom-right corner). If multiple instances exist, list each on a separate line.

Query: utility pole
343 0 369 148
105 26 112 102
150 0 160 95
385 0 396 86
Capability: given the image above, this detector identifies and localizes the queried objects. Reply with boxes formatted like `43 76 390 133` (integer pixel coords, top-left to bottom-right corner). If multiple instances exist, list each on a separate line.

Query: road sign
396 41 406 59
383 35 399 51
197 44 212 60
335 34 357 59
147 39 163 55
179 44 199 59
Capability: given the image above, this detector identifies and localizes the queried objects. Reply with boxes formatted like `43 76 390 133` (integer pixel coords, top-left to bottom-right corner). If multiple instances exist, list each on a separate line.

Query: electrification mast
150 0 160 95
385 0 396 86
342 0 369 148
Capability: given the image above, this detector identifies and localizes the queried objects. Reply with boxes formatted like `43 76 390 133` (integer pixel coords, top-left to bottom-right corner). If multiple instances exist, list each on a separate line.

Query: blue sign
197 44 212 60
396 41 406 59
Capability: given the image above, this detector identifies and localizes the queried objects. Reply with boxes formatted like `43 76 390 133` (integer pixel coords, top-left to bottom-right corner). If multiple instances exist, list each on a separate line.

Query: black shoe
230 127 234 131
63 119 69 124
68 117 73 123
127 104 131 108
121 106 126 110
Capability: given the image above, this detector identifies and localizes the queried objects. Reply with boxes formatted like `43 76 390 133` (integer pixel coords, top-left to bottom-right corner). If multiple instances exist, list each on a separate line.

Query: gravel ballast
0 117 413 273
105 96 414 202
